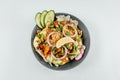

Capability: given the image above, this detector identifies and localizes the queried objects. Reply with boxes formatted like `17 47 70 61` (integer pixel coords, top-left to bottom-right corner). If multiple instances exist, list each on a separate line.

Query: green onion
55 27 60 32
61 47 64 54
65 43 70 49
76 36 81 42
69 53 76 56
48 24 54 28
52 47 57 52
38 33 44 39
73 45 78 51
55 25 62 32
56 54 59 58
65 31 70 36
58 24 63 28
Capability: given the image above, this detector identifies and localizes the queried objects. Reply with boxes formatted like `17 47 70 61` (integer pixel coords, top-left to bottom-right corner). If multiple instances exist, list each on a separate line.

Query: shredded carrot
47 28 51 33
61 21 70 25
43 46 51 57
47 28 52 35
70 29 74 35
37 44 44 49
62 58 69 63
54 48 61 55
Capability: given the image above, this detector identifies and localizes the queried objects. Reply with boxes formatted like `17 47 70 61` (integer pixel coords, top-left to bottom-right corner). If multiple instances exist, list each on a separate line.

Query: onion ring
62 24 77 37
67 41 78 54
47 32 59 46
75 45 86 61
51 46 67 60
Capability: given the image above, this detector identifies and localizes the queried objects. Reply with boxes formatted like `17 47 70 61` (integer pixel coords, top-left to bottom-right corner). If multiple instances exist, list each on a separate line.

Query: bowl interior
31 13 90 70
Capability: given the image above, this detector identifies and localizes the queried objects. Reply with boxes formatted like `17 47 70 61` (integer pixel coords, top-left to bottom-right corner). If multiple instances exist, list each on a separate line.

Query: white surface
0 0 120 80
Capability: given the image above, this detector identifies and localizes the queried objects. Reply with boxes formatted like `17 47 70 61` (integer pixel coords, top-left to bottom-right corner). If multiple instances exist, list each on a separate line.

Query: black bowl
31 13 90 70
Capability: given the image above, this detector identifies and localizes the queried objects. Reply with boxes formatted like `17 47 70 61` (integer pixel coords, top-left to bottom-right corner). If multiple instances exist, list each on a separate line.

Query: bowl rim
31 12 90 70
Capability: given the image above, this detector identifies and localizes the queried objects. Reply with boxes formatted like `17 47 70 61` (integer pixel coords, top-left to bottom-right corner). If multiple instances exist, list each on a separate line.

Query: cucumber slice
40 10 48 27
35 12 43 29
45 10 55 26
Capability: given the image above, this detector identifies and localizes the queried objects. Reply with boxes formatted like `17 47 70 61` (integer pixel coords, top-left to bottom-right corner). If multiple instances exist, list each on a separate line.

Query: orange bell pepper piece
43 46 51 57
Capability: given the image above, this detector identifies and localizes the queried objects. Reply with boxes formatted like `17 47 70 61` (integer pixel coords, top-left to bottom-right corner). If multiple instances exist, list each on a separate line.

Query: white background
0 0 120 80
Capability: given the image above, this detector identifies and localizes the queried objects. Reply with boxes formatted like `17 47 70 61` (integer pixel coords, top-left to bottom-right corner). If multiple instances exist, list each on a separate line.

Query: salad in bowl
31 10 90 69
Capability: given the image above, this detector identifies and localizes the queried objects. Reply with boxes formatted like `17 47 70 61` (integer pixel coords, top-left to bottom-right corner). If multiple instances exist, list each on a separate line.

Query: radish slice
51 46 67 60
75 45 86 61
47 32 58 46
63 24 77 37
75 53 83 61
82 45 86 50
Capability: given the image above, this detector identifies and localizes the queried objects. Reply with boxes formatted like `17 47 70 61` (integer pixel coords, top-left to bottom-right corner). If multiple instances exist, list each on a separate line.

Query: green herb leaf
48 24 54 28
74 45 78 51
65 43 70 49
52 47 57 52
76 36 81 42
56 54 59 58
69 53 76 56
38 33 44 39
65 31 70 36
55 26 62 32
58 24 63 28
61 47 64 53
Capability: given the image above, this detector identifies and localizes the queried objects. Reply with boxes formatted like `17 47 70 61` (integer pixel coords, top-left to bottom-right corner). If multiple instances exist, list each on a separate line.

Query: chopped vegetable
52 47 57 52
48 24 54 28
54 20 59 27
65 43 70 49
40 10 48 27
38 33 44 39
55 26 62 32
47 32 61 46
65 31 70 36
45 10 55 26
76 36 81 42
43 46 51 57
68 53 76 56
51 46 67 60
35 10 55 29
73 45 78 51
62 58 69 63
35 12 43 29
63 24 77 37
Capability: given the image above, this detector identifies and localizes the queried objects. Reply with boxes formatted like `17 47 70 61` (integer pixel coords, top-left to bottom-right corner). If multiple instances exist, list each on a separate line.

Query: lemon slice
56 37 75 48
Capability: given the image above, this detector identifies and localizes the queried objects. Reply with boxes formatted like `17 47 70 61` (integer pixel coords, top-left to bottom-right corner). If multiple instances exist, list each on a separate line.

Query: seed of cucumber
35 12 43 29
40 10 48 27
45 10 55 26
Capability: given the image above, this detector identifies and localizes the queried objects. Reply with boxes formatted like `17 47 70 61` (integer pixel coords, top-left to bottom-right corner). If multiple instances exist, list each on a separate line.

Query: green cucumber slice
40 10 48 27
35 12 43 29
45 10 55 26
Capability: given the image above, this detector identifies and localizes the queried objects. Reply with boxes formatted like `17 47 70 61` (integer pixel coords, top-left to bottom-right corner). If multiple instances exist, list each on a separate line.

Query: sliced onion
47 32 58 46
63 24 77 37
67 41 78 54
82 45 86 50
75 45 86 61
51 46 67 60
75 52 83 61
